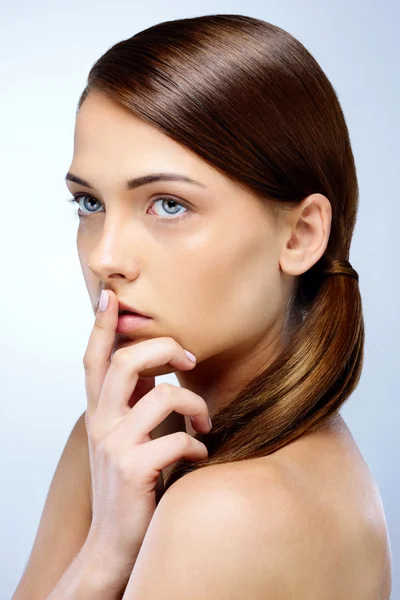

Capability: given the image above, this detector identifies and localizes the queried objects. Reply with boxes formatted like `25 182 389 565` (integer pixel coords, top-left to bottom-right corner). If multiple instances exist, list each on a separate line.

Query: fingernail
208 417 212 430
184 349 197 363
99 290 109 312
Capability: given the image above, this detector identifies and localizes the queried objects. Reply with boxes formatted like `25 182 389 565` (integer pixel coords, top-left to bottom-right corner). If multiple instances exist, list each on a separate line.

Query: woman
13 13 391 600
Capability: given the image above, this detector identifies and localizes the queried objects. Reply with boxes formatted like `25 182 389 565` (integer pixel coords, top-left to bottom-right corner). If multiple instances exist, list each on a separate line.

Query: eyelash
66 193 191 224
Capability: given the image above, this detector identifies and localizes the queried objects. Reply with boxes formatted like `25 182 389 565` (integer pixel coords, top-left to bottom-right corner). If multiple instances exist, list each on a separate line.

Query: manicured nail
184 349 197 363
99 290 109 312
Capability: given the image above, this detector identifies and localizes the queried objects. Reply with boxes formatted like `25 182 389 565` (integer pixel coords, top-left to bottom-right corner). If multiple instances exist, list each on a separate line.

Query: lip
116 312 152 334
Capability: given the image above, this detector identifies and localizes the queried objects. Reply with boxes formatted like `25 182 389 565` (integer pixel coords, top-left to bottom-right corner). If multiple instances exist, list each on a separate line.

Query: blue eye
149 197 188 220
67 195 102 216
66 194 190 223
66 194 102 217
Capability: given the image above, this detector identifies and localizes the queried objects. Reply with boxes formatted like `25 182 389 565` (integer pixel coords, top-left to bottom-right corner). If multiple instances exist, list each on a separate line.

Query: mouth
116 309 152 335
117 301 151 319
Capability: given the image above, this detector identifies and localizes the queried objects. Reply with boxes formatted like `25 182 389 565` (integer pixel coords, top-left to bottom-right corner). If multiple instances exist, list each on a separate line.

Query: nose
86 217 142 282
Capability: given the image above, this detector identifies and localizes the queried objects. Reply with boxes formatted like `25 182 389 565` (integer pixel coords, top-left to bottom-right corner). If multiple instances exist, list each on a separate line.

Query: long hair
76 14 364 491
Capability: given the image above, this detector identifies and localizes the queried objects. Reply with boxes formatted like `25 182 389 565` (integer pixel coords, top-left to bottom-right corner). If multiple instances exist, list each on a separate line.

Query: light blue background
1 1 398 597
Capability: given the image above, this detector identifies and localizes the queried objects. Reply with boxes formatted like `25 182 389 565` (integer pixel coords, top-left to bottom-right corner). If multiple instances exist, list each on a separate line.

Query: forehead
73 92 222 185
74 93 182 158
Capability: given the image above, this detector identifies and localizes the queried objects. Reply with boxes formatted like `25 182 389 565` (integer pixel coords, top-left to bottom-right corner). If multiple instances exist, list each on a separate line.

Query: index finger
83 289 119 421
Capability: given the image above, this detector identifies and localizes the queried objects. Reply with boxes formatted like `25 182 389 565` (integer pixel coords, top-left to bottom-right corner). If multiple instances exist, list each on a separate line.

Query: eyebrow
65 171 207 190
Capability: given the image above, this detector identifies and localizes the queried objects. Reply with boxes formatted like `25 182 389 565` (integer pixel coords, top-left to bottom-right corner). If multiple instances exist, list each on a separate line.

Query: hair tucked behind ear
76 14 364 490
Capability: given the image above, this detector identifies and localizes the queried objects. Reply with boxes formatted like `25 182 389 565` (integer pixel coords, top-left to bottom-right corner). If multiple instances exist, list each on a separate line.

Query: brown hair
76 14 364 490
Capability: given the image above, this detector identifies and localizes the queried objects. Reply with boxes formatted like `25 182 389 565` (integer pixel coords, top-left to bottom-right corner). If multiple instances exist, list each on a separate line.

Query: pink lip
116 313 152 334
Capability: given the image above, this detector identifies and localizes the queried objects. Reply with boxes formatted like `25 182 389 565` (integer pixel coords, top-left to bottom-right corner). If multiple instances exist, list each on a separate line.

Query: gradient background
1 1 398 597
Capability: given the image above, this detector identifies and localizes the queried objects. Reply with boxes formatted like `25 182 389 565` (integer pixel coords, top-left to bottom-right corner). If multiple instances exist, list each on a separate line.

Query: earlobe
279 243 304 278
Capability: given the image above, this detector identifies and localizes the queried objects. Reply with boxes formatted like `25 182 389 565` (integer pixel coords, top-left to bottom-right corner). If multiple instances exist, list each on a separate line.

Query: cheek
165 232 281 349
215 248 281 342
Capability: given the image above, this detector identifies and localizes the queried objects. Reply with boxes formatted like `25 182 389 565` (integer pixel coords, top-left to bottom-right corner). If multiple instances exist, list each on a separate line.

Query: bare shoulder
160 420 392 599
129 460 313 599
131 442 390 600
221 421 391 599
132 411 391 600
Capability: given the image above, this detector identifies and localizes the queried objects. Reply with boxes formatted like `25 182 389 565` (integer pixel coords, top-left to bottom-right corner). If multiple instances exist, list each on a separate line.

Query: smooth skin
12 89 391 598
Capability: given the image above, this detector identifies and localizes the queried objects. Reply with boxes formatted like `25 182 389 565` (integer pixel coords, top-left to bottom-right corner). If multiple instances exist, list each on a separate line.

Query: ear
279 193 332 276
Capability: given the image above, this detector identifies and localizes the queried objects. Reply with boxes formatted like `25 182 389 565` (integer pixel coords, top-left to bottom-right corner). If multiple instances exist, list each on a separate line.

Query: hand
82 289 212 581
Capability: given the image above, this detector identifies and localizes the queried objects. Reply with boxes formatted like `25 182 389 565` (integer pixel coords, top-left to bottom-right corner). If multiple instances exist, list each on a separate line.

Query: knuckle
111 348 131 369
154 382 174 399
181 388 208 416
93 318 107 332
173 430 192 449
162 336 180 347
160 336 183 355
168 336 183 350
184 388 206 405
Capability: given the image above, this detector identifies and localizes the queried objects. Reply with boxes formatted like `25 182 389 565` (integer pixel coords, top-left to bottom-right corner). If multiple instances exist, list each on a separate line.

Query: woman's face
66 91 290 382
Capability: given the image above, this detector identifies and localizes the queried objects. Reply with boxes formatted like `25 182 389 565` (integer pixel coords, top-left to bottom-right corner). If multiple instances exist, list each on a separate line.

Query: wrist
79 534 135 592
46 543 128 600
